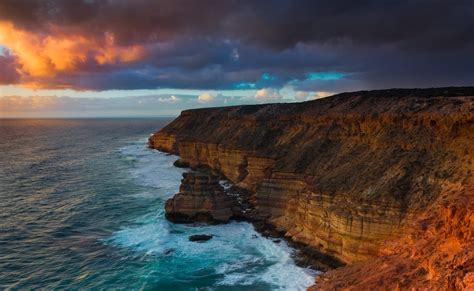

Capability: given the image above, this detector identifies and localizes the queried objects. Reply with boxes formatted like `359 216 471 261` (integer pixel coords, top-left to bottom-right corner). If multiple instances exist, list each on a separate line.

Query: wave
107 138 317 290
118 138 185 197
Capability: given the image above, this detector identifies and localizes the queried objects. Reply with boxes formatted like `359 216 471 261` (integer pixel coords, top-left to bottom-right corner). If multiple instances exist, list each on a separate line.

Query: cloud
254 88 282 102
0 21 143 79
294 90 333 101
293 91 334 101
311 91 334 100
2 1 473 50
0 1 473 91
294 91 309 101
0 49 20 84
197 92 216 103
158 95 181 103
1 91 306 117
0 95 61 110
0 94 200 117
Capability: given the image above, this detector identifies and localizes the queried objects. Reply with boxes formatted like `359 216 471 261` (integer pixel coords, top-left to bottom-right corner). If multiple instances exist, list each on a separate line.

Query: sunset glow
0 1 473 117
0 2 473 290
0 21 144 85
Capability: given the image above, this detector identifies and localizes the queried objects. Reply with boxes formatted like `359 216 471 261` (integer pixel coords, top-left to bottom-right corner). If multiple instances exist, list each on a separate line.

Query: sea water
0 118 316 290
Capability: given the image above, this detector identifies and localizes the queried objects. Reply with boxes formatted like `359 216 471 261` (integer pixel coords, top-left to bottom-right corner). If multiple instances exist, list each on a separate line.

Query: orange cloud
0 95 61 111
0 21 144 79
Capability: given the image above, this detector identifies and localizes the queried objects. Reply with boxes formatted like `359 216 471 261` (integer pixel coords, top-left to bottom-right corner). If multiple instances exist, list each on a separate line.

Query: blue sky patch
305 72 346 81
233 82 257 89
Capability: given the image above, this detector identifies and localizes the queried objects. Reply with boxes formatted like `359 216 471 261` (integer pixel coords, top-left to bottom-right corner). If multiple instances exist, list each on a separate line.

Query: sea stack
165 171 235 223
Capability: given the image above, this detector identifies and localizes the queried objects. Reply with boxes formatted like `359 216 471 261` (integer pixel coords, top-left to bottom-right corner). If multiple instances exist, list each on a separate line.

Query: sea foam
108 138 317 290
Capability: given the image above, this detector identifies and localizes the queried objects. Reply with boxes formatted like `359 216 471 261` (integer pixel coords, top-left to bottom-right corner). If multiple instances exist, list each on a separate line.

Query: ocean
0 118 316 290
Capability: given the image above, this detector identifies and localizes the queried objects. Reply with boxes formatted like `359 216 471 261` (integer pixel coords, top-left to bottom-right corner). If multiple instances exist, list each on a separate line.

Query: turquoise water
0 119 316 290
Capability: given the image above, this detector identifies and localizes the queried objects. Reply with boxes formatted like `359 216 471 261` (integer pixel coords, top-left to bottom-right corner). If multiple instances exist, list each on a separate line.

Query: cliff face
313 180 474 289
150 88 474 288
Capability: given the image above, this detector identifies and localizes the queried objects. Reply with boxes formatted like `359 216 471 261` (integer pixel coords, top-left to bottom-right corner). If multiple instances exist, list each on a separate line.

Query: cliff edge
150 87 474 289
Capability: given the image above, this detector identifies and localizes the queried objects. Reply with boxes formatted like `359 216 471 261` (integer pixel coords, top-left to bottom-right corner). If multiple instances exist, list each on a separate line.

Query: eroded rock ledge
150 87 474 289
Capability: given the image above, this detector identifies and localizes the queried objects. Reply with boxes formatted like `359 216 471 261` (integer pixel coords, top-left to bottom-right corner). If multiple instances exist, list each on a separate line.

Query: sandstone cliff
150 87 474 289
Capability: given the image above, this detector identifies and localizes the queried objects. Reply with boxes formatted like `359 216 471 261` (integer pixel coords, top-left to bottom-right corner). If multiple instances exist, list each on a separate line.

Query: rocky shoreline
161 162 345 272
149 88 474 289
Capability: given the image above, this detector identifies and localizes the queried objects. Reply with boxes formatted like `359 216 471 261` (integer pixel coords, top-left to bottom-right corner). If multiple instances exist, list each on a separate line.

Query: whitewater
0 119 316 290
110 138 317 290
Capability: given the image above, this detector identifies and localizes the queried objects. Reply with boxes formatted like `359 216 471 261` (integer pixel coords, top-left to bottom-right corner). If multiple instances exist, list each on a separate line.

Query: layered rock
151 87 474 289
165 172 235 223
313 180 474 289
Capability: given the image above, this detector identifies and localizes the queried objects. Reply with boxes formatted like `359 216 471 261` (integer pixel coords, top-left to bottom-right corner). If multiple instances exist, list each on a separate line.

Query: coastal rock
188 234 213 242
173 159 190 168
165 172 234 223
313 181 474 290
150 88 474 289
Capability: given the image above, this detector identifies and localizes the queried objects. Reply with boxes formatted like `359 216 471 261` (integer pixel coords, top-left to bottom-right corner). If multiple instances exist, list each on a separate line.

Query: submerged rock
163 248 175 255
188 234 213 242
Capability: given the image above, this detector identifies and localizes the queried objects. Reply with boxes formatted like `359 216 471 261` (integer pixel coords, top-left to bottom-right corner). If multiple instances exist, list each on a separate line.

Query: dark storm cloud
0 0 473 91
3 0 473 49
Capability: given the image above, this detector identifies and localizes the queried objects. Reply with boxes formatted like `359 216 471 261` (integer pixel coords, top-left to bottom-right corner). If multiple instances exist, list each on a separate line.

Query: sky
0 0 473 117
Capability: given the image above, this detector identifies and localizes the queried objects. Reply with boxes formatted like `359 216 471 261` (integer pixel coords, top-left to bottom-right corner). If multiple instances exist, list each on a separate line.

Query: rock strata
151 87 474 289
165 171 235 223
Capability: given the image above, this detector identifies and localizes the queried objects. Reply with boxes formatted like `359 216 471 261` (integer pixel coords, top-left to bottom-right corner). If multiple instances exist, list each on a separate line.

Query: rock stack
165 171 235 223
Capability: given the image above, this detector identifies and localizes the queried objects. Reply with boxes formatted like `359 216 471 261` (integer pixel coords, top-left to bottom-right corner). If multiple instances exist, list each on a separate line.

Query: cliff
149 87 474 289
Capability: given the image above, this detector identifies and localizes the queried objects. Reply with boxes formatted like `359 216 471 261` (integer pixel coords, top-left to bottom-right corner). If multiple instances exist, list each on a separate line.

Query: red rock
150 87 474 289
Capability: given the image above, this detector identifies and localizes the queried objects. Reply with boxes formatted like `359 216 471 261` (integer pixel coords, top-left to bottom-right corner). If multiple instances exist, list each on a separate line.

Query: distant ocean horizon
0 118 315 290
